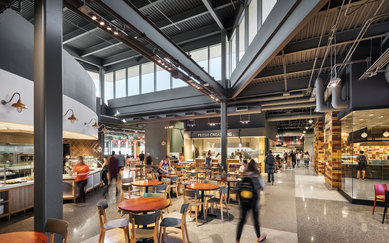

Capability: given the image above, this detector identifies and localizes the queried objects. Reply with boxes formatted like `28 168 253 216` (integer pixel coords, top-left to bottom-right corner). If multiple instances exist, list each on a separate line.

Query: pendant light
384 126 389 138
64 109 77 123
1 92 27 113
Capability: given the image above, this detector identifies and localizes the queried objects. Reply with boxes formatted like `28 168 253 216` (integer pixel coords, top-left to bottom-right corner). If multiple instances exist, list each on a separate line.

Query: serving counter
342 159 389 179
63 168 103 203
0 168 103 220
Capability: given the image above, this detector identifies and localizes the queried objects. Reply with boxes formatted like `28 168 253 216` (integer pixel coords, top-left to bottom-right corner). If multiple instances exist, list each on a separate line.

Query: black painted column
34 0 63 235
221 101 228 171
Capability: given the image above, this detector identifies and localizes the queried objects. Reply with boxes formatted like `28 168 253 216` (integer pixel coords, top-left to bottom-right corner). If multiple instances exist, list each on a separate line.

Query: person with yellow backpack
236 160 267 243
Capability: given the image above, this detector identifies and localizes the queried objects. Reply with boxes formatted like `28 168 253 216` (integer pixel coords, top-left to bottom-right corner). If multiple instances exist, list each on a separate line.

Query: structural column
34 0 63 234
221 101 228 171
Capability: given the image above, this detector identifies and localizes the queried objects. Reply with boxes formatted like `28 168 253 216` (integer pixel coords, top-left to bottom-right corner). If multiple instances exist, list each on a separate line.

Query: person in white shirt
238 160 248 173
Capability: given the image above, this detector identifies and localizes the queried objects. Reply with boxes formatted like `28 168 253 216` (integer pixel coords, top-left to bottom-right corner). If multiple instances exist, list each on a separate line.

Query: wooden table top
118 197 170 213
216 177 239 182
0 232 48 243
160 174 183 177
186 183 220 191
131 180 162 187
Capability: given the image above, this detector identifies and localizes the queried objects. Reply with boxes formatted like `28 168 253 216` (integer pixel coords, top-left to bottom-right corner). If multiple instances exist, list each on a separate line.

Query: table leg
145 186 149 193
227 182 231 202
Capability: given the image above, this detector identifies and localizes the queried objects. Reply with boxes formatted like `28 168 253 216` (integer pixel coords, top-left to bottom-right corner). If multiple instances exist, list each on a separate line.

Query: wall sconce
85 118 99 128
64 109 77 123
1 92 27 113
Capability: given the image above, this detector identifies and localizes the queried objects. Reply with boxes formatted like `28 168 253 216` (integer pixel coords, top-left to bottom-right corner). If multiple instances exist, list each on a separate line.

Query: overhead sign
191 130 239 138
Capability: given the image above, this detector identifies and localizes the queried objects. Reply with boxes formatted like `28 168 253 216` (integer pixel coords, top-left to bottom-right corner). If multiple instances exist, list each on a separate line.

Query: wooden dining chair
129 211 161 243
169 176 180 196
183 189 204 226
159 203 190 243
373 184 387 215
44 218 69 243
205 187 229 222
96 200 130 243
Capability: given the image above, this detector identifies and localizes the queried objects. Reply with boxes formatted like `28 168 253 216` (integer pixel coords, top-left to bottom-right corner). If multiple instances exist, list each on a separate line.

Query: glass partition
127 65 140 96
209 44 221 81
104 72 114 103
115 69 126 98
141 62 155 94
341 108 389 201
191 47 209 72
248 0 258 44
156 65 171 91
238 16 245 60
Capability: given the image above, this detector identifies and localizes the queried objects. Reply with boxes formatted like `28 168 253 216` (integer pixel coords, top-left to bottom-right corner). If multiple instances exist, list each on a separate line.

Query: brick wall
324 112 342 188
314 121 325 174
63 139 102 159
341 134 389 160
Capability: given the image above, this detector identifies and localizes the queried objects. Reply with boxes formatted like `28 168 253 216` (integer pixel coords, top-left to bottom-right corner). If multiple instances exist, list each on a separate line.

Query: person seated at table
238 160 248 173
159 156 175 175
216 153 221 165
179 152 185 164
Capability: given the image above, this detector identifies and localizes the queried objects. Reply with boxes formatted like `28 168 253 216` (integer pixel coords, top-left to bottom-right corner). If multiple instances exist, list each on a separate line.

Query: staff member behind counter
73 156 90 203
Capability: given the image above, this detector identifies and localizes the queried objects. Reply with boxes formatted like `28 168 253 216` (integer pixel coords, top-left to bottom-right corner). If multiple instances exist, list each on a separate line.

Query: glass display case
340 108 389 201
0 144 34 183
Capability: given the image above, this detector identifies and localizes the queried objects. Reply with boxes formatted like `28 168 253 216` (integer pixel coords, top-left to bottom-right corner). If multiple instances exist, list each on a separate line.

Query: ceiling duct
331 84 348 110
236 106 248 112
261 102 316 111
206 109 218 114
315 77 333 112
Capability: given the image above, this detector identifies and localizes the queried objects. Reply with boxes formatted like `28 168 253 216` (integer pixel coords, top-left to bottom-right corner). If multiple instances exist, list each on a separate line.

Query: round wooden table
118 197 170 213
216 177 239 202
160 173 183 178
131 180 162 193
186 183 220 214
0 232 48 243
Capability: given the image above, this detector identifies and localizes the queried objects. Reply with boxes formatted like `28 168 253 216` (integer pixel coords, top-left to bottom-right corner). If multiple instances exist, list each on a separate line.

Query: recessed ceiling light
369 114 374 117
359 118 364 121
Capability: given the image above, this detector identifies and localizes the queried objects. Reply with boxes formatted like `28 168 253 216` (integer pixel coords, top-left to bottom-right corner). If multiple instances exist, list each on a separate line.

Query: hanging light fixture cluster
240 114 250 124
187 120 196 127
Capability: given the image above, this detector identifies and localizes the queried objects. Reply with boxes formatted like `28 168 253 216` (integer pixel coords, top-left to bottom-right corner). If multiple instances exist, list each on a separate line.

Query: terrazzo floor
1 166 389 243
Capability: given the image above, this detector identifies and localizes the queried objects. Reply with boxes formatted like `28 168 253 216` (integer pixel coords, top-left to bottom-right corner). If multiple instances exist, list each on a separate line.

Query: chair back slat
96 200 108 214
155 184 167 192
45 218 69 243
180 203 190 214
130 211 161 226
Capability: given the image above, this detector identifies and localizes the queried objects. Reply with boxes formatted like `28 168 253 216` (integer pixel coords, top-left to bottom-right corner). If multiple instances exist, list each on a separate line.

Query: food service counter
342 160 389 179
63 168 103 203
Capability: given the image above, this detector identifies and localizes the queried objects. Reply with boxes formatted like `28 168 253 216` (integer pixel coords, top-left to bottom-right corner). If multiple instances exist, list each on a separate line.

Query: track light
91 15 97 20
1 92 27 113
361 132 368 138
113 30 119 35
305 126 309 130
308 119 313 124
107 26 112 31
384 130 389 138
64 109 77 123
99 21 105 26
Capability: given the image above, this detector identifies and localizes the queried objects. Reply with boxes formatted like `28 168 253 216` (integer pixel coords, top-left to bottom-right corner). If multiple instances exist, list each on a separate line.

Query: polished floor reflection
1 166 389 242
